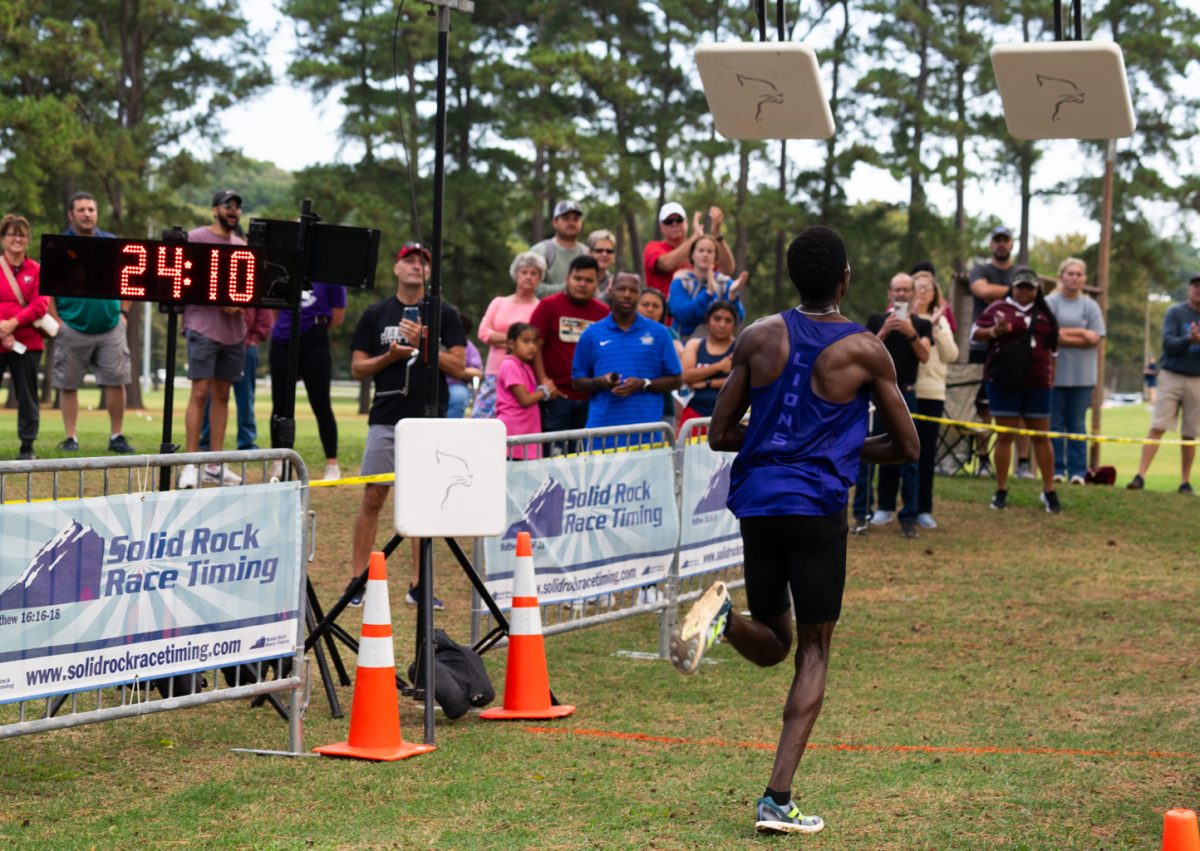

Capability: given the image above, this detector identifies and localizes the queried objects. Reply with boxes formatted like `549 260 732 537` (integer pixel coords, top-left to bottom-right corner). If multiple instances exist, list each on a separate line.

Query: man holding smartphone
852 272 931 538
347 242 467 607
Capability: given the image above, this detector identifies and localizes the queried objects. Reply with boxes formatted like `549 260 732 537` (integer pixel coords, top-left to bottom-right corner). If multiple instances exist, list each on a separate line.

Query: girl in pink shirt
495 323 550 460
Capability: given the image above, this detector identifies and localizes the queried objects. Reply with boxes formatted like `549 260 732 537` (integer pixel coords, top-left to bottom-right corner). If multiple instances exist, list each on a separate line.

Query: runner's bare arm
709 318 776 452
860 337 920 465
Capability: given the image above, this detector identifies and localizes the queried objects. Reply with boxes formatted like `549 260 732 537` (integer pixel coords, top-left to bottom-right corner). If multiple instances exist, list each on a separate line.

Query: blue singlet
727 310 870 518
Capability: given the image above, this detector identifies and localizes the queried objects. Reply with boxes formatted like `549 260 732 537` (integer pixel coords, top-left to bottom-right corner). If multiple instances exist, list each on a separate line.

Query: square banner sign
393 418 507 538
991 41 1136 140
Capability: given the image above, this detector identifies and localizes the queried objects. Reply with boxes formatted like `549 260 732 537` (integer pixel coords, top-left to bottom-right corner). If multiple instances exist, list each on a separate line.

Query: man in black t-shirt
345 242 467 607
968 226 1020 478
853 273 931 538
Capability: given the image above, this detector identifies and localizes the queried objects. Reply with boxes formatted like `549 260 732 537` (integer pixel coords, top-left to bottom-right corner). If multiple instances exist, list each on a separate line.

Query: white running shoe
670 581 732 675
203 464 242 485
869 509 896 526
915 512 938 529
269 460 283 482
324 462 341 481
177 464 199 489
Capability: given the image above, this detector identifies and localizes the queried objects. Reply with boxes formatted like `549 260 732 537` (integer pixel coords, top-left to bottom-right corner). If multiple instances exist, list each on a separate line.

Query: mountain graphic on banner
693 458 733 514
0 520 104 611
503 477 564 539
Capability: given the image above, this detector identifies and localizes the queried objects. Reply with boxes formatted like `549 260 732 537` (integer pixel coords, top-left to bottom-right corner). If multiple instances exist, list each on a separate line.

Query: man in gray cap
531 200 587 296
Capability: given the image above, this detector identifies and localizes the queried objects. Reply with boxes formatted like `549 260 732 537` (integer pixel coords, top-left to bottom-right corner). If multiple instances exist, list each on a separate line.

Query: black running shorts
739 512 847 625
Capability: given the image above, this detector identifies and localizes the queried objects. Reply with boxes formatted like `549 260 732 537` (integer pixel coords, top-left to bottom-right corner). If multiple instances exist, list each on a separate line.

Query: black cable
392 2 429 278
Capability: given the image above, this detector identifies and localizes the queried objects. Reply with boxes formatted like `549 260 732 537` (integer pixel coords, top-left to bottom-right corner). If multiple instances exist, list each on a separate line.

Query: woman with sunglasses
587 229 618 302
0 214 50 460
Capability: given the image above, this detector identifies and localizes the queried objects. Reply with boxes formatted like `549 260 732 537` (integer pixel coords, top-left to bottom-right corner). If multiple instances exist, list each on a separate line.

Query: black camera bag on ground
408 629 495 719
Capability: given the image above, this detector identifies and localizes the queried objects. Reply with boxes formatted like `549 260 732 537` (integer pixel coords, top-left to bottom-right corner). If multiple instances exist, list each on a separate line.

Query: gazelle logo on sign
393 419 507 538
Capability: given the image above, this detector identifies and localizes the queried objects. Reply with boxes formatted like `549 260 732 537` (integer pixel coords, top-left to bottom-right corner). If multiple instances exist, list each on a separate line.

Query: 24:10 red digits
117 243 257 304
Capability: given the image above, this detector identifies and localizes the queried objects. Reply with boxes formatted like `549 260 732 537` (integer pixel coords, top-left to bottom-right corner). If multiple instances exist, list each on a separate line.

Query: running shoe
1040 490 1063 514
57 437 79 451
754 797 825 835
344 579 364 608
203 464 243 485
1053 473 1064 483
1179 482 1195 495
899 521 919 539
990 489 1008 510
17 442 34 461
177 463 199 489
915 512 938 529
869 509 896 526
324 462 341 481
850 516 870 536
1126 474 1145 490
976 458 993 478
1069 474 1086 486
405 585 445 611
670 581 731 675
108 434 135 454
1015 461 1036 479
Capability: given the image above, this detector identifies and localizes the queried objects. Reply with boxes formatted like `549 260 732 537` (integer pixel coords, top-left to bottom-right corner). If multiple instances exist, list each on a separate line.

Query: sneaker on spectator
990 489 1008 510
1015 461 1036 479
269 460 284 482
1040 490 1063 514
177 464 199 489
850 516 870 536
638 585 661 605
1053 473 1064 483
670 580 731 675
203 464 242 485
869 509 896 526
324 462 341 481
915 512 938 529
404 585 445 611
18 442 35 461
899 521 919 539
57 436 79 452
1126 474 1145 490
976 458 993 478
754 797 824 835
344 579 364 608
1179 482 1195 495
1069 474 1086 486
108 434 135 454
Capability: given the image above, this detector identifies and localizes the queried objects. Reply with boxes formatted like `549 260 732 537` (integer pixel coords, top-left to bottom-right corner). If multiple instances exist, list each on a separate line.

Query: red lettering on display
119 244 147 297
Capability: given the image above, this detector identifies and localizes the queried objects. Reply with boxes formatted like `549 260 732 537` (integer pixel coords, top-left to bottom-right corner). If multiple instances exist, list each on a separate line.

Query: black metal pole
1072 0 1082 39
1053 0 1064 40
755 0 767 40
775 0 786 40
157 227 187 492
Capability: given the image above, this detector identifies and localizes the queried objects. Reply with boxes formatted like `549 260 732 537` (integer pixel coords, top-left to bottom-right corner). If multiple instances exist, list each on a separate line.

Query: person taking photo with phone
345 242 467 609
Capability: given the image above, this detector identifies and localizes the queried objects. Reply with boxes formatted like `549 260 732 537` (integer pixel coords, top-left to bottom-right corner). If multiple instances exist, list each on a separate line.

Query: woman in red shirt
972 266 1061 513
0 214 50 460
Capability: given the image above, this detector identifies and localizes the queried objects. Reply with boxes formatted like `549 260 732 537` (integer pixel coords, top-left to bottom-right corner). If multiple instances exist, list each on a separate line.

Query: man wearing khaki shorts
1127 274 1200 493
52 192 135 454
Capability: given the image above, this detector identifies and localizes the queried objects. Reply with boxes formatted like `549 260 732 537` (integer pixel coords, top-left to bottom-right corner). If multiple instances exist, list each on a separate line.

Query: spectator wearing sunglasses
587 229 618 302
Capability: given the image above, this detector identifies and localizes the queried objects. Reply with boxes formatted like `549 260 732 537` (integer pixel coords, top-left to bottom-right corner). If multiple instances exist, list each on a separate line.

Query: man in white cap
531 200 587 296
643 202 734 297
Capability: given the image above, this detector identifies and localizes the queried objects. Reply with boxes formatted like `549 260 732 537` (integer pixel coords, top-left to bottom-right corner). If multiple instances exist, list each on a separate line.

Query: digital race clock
38 235 290 308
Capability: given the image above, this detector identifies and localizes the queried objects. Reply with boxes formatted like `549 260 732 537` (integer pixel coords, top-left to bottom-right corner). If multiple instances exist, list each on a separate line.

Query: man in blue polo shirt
572 275 681 442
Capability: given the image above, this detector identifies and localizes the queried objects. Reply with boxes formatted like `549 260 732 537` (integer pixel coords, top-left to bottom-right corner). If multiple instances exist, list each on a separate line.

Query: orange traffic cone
314 552 436 761
1163 808 1200 851
481 532 575 720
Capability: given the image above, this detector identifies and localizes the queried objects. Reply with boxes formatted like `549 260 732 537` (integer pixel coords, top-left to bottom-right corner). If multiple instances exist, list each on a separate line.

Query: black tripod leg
306 603 344 718
306 578 352 686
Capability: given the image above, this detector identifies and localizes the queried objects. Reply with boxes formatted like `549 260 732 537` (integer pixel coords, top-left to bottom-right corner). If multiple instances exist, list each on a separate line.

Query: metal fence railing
0 450 310 754
470 420 744 658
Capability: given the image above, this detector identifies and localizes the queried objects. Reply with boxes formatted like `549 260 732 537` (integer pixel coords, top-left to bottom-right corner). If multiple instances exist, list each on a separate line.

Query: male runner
671 225 919 835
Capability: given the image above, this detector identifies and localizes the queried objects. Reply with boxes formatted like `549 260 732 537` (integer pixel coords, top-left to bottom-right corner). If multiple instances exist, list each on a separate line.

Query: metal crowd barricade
470 419 745 659
0 450 309 754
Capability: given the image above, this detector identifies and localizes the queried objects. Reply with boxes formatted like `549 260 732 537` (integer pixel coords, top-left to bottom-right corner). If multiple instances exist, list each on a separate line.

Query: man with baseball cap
345 240 467 607
177 189 250 489
1127 273 1200 494
642 202 734 297
531 200 587 296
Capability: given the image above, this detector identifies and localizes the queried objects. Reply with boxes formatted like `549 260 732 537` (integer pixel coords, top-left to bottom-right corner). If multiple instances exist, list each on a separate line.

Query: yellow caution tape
912 413 1200 446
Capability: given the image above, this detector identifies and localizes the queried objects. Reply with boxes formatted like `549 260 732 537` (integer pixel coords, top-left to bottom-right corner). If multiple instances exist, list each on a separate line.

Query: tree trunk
774 141 787 312
126 307 144 409
734 143 750 270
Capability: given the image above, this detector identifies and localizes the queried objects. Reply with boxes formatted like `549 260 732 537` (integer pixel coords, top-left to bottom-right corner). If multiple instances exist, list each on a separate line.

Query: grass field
0 393 1197 848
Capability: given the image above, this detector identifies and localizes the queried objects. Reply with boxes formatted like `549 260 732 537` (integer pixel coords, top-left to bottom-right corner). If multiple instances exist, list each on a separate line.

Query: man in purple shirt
178 189 249 489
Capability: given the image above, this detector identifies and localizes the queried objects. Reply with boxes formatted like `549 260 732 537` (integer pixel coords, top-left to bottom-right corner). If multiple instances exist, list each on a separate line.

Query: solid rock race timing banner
678 441 742 578
483 448 680 607
0 483 304 704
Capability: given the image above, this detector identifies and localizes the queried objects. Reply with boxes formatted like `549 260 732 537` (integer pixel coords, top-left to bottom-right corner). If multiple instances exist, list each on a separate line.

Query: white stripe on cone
359 635 395 668
513 552 537 598
508 606 542 636
363 578 390 624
